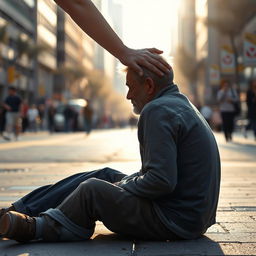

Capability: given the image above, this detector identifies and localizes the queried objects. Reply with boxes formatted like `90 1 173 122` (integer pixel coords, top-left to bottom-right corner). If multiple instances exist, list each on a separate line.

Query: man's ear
145 77 155 95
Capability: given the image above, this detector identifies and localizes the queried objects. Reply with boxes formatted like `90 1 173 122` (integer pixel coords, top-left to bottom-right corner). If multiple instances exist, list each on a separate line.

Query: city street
0 128 256 255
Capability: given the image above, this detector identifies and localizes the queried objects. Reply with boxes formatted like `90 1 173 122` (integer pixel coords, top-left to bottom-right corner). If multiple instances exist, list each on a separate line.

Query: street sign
220 45 235 74
243 33 256 67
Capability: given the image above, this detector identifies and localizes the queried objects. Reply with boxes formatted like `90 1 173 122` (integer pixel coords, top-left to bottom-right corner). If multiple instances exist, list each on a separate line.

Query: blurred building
54 6 95 100
178 0 256 105
37 0 57 101
93 0 125 95
0 0 96 103
178 0 196 58
242 16 256 82
177 0 198 104
0 0 36 101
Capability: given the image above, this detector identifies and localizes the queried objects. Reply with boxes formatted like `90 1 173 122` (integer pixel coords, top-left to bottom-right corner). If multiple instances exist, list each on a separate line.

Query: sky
121 0 180 58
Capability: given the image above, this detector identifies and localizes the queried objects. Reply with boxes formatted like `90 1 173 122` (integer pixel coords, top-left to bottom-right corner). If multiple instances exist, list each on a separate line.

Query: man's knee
96 167 126 182
78 178 104 193
77 178 115 202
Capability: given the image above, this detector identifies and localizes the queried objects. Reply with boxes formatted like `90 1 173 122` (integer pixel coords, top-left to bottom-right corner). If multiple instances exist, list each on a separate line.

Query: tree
14 35 49 63
55 65 87 99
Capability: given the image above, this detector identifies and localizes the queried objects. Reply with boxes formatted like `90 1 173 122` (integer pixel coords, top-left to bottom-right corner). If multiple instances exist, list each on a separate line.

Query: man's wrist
116 45 131 63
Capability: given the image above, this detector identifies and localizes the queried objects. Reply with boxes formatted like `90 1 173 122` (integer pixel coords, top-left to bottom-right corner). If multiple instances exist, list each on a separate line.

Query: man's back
5 94 22 112
137 85 220 239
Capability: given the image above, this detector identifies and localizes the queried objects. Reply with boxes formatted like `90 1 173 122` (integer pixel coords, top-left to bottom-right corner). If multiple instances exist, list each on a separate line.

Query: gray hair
126 66 174 88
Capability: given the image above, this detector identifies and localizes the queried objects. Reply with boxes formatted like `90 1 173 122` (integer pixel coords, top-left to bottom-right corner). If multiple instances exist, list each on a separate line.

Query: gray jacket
119 85 221 239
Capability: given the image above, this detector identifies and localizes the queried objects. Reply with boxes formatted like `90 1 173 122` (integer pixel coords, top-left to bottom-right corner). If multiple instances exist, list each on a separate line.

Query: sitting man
0 66 220 242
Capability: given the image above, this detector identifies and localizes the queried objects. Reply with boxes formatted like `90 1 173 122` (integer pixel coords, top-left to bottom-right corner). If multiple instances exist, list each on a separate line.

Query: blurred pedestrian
27 104 39 132
64 105 75 132
245 79 256 140
200 104 213 127
211 107 222 132
217 80 239 142
0 104 6 136
83 101 93 135
20 100 29 132
38 104 45 131
54 0 171 77
47 103 56 134
129 114 138 130
3 86 22 140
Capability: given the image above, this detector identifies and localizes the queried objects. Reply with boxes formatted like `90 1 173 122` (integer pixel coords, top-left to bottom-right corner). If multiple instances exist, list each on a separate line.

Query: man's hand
3 103 11 111
119 47 172 76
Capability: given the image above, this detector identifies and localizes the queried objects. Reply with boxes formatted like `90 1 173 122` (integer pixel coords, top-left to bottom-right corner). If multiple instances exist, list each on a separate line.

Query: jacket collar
153 84 179 100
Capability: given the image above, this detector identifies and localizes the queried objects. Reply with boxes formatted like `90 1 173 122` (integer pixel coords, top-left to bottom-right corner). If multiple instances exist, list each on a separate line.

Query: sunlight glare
122 0 180 55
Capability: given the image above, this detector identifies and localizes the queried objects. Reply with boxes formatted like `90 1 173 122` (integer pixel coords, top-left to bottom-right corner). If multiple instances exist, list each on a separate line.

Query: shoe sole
0 213 12 236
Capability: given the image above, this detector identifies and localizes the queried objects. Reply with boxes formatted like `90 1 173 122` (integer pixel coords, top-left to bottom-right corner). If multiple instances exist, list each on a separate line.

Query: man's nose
126 91 131 100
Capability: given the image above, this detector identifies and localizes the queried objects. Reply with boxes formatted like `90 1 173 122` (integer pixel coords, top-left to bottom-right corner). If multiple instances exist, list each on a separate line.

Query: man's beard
133 106 140 115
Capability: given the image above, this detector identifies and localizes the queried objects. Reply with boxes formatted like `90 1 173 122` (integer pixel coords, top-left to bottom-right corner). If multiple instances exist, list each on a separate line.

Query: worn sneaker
0 211 36 242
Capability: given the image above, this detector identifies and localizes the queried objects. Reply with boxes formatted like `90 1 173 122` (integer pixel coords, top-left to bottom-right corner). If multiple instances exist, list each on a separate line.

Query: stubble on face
126 71 146 115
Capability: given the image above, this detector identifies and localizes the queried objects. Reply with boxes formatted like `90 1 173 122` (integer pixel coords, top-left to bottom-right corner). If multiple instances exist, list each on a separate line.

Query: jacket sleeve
118 106 178 199
217 90 225 102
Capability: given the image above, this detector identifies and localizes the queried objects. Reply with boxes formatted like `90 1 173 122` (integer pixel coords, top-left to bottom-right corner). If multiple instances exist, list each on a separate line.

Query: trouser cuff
41 208 94 240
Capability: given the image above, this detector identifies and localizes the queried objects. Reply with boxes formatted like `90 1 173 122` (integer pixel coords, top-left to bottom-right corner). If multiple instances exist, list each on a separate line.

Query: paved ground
0 128 255 255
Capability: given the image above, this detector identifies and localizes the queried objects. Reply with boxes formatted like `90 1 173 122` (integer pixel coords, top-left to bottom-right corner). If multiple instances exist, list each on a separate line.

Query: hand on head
119 47 172 77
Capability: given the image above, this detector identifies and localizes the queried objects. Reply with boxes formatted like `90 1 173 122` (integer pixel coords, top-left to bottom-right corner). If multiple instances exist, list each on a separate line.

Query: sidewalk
0 131 256 255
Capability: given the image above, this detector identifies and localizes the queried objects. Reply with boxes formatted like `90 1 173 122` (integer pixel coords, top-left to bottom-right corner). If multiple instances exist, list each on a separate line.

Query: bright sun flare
122 0 180 56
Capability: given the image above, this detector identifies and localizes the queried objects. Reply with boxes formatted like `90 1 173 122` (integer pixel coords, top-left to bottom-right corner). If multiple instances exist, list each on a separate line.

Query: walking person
3 86 22 140
246 79 256 140
217 80 239 142
200 104 213 127
47 103 56 134
0 64 220 243
27 104 39 132
0 104 6 136
37 104 45 131
83 101 93 136
20 100 29 133
64 105 75 133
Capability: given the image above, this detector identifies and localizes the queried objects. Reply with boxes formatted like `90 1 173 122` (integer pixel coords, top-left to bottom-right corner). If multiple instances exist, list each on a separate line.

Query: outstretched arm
54 0 171 76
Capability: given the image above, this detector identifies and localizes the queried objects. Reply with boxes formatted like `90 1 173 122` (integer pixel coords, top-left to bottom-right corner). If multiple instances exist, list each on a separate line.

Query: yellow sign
209 64 220 85
38 84 46 96
7 66 15 84
221 45 235 74
244 33 256 66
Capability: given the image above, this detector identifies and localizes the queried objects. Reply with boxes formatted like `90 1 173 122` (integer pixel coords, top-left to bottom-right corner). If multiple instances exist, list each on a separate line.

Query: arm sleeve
217 90 225 102
119 106 178 199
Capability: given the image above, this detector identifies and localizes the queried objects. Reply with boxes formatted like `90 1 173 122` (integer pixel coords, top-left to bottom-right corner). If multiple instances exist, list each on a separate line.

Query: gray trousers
40 177 178 241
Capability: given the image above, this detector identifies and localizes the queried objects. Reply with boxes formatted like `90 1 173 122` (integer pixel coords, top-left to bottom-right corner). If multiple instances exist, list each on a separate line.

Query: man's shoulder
144 92 190 115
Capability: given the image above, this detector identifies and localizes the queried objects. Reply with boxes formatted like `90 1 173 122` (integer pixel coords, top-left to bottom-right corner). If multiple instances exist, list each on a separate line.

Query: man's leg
11 168 126 216
3 112 13 139
39 178 178 242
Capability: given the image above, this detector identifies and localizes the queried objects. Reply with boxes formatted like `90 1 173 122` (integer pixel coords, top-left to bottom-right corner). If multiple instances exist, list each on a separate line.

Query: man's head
125 66 173 114
8 86 17 96
221 79 231 90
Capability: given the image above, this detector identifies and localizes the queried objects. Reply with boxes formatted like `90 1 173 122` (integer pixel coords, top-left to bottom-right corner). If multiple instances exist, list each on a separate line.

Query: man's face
8 89 15 96
126 70 151 115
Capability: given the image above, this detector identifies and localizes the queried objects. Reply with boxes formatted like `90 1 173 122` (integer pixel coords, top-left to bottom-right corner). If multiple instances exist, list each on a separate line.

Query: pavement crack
250 215 256 221
218 222 230 233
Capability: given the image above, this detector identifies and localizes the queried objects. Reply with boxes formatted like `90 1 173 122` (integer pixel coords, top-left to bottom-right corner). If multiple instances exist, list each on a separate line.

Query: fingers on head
147 48 163 54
